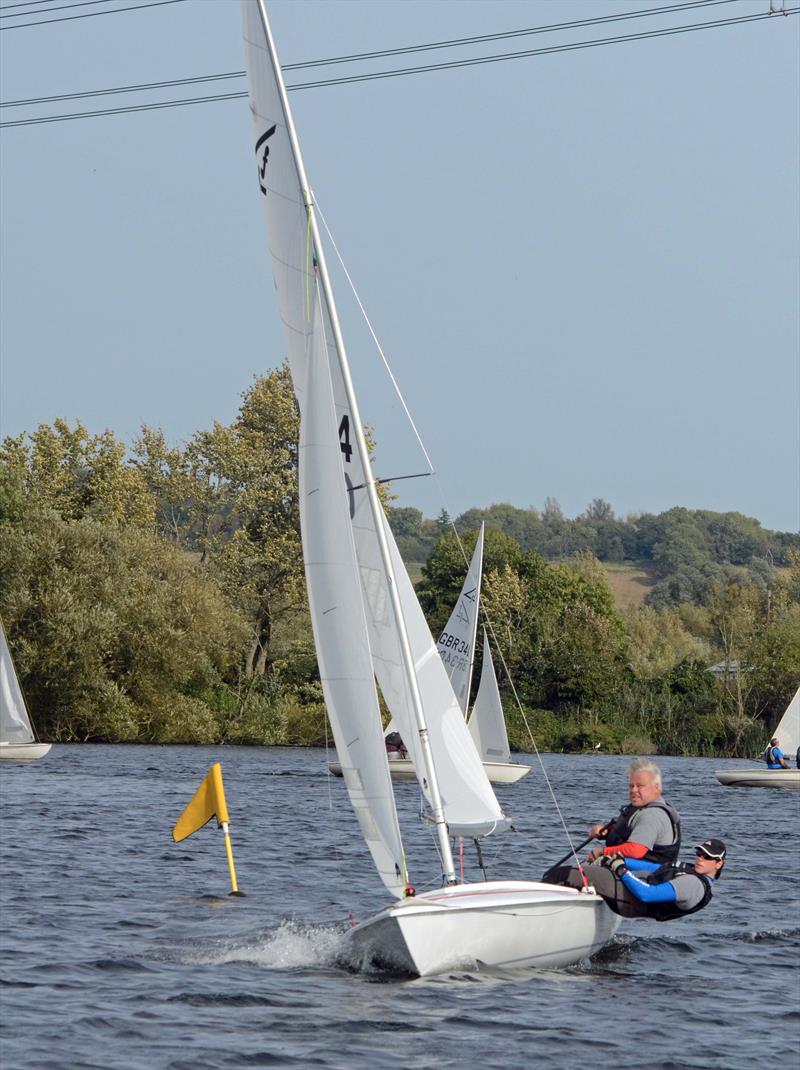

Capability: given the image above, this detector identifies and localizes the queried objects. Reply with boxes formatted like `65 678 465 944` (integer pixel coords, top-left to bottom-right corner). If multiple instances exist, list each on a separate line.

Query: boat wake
159 920 350 971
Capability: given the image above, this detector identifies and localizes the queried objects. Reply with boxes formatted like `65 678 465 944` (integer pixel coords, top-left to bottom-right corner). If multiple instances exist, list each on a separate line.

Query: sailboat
0 620 51 762
331 523 531 783
714 687 800 790
241 0 619 976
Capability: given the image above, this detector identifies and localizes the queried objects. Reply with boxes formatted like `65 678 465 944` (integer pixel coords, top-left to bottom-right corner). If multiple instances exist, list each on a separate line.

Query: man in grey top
542 759 681 901
586 758 681 866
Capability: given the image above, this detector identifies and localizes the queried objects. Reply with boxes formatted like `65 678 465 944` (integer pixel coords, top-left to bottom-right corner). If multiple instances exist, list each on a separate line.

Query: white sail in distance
436 524 484 715
469 630 512 765
241 0 507 842
773 687 800 754
0 622 36 745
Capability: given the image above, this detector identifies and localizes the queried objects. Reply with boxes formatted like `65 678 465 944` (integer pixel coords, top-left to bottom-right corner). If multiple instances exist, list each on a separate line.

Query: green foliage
0 507 247 742
2 388 795 755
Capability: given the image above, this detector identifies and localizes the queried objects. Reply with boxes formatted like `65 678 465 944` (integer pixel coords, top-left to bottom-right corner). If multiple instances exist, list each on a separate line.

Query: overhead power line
1 0 740 109
0 1 134 20
288 10 797 91
0 0 187 30
0 6 796 128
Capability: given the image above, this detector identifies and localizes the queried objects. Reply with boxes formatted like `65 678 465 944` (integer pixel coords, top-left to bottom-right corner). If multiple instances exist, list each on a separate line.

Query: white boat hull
715 767 799 790
346 880 620 976
329 757 531 785
0 741 51 762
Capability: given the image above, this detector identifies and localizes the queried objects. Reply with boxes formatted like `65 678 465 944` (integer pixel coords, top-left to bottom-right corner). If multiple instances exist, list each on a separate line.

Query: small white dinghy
241 0 619 977
0 620 51 762
714 688 799 790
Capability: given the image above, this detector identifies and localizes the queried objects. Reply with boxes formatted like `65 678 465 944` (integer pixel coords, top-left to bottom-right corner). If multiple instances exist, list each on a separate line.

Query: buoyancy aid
639 862 714 921
605 800 681 864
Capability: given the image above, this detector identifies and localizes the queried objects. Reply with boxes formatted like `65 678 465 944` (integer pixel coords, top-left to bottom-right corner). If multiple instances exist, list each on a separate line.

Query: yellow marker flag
172 762 241 895
172 762 230 842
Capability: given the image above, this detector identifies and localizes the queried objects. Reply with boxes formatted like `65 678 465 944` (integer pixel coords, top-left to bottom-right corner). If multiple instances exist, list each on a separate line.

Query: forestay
468 630 512 765
0 622 35 745
436 524 483 714
242 1 508 843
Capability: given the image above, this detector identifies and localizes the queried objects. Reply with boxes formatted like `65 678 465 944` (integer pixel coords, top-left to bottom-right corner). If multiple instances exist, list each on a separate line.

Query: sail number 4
339 414 356 518
338 415 353 462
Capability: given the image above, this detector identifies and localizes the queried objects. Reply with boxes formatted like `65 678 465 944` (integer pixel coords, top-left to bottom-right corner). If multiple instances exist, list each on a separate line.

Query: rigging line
2 9 793 127
348 473 432 492
314 198 437 477
287 10 795 90
0 0 129 20
479 594 588 869
315 187 584 865
0 0 741 107
0 0 186 30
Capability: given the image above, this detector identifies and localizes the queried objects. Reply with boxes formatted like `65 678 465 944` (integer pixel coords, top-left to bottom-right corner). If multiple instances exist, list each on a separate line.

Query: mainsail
436 524 484 714
242 0 508 850
0 622 36 746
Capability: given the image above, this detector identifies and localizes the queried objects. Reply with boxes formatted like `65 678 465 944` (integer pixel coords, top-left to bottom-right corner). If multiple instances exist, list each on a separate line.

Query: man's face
628 772 660 806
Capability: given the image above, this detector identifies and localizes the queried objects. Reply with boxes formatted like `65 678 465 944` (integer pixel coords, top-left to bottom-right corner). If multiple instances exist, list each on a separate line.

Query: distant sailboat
714 687 799 790
241 0 619 976
330 525 530 783
398 526 532 783
0 621 51 762
468 628 530 782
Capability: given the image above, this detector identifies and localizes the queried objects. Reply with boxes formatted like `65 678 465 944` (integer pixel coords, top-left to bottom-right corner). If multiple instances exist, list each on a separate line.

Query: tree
1 420 155 526
0 509 247 742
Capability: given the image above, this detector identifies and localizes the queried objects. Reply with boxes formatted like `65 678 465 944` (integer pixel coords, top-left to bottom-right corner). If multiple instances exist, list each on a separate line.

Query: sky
1 0 798 532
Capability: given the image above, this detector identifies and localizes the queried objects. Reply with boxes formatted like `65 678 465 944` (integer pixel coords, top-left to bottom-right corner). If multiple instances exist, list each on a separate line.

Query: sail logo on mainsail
255 124 277 195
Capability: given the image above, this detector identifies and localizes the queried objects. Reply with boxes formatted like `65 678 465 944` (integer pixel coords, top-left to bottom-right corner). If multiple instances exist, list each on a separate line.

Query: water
1 747 798 1070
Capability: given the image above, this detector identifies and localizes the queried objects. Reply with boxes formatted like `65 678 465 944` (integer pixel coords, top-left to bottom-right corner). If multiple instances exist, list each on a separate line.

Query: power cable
0 1 134 20
288 9 797 91
1 7 795 128
0 0 187 30
1 0 72 8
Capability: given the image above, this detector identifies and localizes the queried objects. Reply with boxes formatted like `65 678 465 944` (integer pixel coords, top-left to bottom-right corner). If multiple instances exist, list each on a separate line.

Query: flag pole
221 821 243 896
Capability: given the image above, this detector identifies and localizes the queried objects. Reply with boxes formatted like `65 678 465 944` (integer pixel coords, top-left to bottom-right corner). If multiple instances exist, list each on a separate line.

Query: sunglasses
695 849 725 861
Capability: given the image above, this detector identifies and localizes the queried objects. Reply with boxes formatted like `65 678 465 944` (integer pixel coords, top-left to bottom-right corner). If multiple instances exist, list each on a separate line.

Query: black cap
695 838 726 860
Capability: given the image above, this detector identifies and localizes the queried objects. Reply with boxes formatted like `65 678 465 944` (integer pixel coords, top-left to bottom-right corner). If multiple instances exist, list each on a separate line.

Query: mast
253 0 456 884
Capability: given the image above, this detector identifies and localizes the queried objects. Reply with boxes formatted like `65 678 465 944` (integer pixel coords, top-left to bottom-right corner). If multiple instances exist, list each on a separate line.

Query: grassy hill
602 562 657 609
